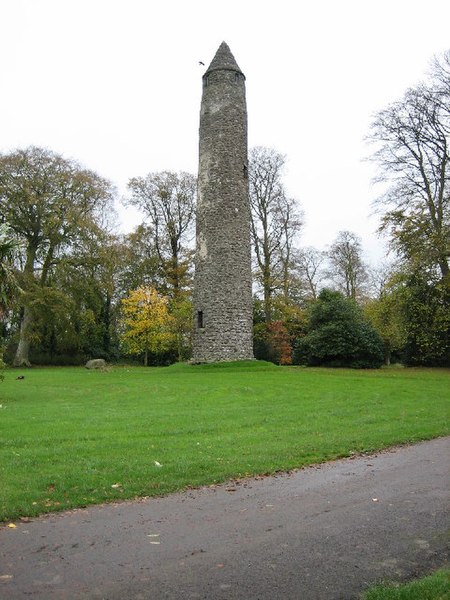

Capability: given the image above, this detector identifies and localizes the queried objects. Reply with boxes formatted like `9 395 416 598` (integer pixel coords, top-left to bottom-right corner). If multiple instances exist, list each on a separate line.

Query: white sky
1 0 449 265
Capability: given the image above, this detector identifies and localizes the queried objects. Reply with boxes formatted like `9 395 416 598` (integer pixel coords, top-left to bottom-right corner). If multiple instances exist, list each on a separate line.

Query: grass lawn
362 568 450 599
0 362 449 522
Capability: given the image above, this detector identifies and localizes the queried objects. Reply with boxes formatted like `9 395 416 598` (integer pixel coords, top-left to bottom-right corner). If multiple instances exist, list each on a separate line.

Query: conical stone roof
204 41 244 76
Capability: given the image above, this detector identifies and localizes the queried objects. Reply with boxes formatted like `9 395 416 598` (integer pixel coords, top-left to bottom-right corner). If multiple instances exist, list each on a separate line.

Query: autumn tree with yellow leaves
120 286 175 366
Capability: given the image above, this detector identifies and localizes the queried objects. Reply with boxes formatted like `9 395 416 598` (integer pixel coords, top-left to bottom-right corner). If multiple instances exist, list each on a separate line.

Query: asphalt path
1 437 449 599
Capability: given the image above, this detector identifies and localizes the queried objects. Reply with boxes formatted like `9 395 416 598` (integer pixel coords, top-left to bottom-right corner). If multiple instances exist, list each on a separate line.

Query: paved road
1 437 449 599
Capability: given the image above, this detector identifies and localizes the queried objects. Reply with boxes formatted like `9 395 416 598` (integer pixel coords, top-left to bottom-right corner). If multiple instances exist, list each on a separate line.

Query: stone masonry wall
192 44 254 362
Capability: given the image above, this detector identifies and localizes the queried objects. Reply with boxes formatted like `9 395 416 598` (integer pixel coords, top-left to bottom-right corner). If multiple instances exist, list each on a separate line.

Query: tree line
0 51 448 369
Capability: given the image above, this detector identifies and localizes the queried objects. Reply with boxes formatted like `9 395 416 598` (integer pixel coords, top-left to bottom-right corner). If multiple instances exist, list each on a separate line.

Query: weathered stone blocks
192 42 254 363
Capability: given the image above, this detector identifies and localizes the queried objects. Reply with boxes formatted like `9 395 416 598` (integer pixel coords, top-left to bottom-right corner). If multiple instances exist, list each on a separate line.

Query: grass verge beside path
361 568 450 599
0 362 449 521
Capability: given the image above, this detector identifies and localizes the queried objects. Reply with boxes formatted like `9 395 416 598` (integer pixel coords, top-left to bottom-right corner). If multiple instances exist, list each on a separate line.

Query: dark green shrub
293 289 384 368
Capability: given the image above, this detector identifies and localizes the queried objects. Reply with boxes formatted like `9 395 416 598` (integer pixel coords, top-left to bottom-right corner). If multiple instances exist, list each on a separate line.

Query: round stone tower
192 42 254 362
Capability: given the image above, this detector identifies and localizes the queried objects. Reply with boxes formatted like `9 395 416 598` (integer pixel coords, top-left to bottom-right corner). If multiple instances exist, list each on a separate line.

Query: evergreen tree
294 289 384 368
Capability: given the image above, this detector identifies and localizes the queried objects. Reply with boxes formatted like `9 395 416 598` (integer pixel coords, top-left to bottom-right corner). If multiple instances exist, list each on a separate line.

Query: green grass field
0 362 449 522
362 568 450 599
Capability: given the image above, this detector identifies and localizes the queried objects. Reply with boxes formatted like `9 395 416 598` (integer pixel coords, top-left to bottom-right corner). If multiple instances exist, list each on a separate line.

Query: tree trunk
439 258 449 280
177 331 182 362
264 288 272 324
144 349 148 367
13 305 33 367
102 293 111 356
13 240 38 367
263 260 272 323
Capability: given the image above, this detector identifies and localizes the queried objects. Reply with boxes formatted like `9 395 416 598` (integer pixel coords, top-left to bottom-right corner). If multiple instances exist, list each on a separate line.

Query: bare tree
249 147 303 320
277 196 304 300
327 231 368 300
368 50 449 279
366 259 400 300
292 246 327 301
127 171 196 298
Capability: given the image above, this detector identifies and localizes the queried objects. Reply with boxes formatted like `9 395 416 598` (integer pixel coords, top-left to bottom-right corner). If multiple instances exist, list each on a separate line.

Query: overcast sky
1 0 449 264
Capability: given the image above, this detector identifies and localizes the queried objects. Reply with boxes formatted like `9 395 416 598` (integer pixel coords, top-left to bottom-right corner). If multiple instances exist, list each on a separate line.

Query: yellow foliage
120 287 176 360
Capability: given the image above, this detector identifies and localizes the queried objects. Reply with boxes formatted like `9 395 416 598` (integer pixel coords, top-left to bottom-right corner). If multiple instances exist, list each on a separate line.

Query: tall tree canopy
0 146 116 366
127 171 196 298
118 224 161 296
368 50 449 279
364 271 407 366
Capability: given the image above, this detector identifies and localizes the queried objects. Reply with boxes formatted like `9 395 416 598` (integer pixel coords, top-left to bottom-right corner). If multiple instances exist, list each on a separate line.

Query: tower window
243 164 248 179
235 72 240 82
197 310 204 329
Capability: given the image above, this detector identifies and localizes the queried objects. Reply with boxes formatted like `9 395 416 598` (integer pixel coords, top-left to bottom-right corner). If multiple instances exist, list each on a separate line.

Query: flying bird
199 61 205 66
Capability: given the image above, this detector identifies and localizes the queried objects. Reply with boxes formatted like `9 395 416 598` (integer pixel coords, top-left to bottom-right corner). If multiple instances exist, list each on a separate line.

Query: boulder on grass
85 359 107 370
